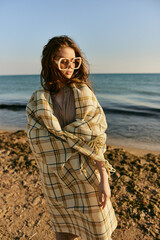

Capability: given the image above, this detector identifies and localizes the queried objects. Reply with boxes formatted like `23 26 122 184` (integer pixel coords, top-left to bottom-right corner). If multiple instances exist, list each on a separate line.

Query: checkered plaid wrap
26 83 117 240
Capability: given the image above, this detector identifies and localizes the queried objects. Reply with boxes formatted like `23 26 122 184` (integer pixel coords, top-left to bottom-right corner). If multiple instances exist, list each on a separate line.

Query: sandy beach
0 130 159 240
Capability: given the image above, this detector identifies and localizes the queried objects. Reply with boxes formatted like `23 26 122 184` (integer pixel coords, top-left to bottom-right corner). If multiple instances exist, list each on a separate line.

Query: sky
0 0 160 75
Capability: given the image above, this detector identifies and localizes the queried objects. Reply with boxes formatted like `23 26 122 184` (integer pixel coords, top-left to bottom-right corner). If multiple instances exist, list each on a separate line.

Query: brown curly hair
40 35 92 93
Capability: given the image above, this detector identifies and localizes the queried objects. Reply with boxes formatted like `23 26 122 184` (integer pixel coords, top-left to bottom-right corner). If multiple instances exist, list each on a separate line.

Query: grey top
51 85 76 128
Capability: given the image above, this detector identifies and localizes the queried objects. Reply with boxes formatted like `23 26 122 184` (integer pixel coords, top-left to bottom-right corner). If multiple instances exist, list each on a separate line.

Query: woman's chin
64 74 73 79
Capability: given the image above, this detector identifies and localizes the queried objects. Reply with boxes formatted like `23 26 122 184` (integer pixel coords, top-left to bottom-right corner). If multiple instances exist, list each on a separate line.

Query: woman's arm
96 161 111 209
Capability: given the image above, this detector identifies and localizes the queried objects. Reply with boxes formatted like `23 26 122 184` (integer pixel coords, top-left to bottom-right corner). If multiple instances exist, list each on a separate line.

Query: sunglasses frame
54 57 82 71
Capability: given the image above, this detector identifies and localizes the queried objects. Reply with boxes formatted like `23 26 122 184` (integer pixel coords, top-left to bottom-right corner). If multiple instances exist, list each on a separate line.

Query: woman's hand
95 160 111 209
99 176 111 209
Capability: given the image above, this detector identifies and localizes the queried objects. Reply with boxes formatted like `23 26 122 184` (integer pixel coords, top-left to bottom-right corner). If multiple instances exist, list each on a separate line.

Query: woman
26 35 117 240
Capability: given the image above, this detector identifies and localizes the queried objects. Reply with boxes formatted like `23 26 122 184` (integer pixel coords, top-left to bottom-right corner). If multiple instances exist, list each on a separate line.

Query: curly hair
40 35 92 93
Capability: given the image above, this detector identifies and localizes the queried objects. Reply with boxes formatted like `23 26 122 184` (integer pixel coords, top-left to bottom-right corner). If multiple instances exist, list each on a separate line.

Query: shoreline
107 138 160 156
107 143 160 156
0 128 159 156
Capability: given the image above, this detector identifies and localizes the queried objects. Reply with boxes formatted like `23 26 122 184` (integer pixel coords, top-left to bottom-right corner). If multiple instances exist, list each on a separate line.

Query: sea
0 74 159 151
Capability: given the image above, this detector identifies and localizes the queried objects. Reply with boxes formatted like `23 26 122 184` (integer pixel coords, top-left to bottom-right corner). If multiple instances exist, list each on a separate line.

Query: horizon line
0 72 160 76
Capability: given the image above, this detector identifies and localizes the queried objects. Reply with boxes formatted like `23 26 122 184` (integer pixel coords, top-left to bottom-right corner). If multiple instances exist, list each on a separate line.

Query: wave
0 103 159 118
103 106 160 117
0 103 26 111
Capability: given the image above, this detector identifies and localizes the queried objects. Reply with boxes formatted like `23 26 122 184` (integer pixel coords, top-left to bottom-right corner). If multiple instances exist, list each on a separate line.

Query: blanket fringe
88 135 105 153
88 135 116 178
63 132 116 178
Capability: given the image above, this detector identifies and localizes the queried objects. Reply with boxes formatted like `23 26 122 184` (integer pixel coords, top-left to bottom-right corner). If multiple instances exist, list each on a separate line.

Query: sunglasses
54 57 82 70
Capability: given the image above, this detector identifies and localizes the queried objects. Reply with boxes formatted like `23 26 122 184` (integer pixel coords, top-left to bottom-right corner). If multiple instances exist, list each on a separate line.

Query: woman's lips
66 71 73 75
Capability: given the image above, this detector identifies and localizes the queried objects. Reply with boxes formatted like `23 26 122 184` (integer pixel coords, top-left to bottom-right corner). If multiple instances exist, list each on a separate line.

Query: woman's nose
68 62 74 69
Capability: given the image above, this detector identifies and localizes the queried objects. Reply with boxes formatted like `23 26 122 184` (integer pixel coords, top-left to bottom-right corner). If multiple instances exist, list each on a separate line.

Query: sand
0 130 159 240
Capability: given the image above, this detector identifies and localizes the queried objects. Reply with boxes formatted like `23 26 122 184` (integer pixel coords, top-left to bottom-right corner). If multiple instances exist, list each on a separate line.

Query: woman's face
56 47 76 79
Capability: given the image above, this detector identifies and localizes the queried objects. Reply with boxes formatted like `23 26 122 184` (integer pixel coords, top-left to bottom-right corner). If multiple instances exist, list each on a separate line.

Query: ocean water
0 74 160 151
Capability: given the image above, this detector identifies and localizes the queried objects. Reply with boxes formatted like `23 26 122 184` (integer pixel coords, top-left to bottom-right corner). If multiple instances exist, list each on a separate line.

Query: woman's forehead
57 47 75 58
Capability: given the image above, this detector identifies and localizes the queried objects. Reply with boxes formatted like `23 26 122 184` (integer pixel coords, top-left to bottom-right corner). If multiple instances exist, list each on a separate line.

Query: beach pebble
32 196 41 206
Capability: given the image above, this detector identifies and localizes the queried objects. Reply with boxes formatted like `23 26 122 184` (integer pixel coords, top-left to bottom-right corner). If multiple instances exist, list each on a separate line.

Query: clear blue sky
0 0 160 74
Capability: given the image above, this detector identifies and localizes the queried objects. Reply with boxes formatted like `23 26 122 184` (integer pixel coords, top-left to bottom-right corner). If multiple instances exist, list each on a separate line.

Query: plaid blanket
26 83 117 240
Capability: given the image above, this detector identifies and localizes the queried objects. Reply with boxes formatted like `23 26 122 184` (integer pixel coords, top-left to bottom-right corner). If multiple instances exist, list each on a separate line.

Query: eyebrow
57 56 76 59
